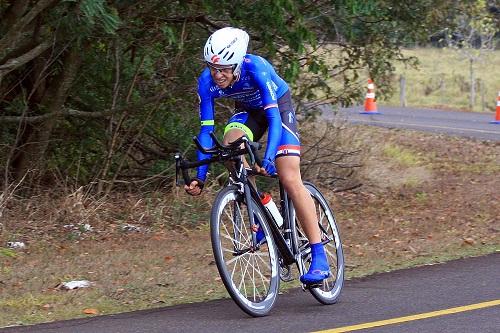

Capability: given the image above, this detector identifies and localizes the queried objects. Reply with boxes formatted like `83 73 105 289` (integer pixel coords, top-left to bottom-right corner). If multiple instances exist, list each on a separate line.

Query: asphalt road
2 253 499 333
327 105 500 142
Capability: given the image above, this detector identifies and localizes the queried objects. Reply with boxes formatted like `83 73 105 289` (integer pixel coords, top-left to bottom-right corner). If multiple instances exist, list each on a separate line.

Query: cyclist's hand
261 158 277 176
184 179 203 196
253 163 267 175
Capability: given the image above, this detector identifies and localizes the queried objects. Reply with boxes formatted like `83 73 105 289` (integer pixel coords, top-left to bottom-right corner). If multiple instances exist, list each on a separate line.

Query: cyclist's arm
263 105 281 162
196 75 215 182
255 73 282 162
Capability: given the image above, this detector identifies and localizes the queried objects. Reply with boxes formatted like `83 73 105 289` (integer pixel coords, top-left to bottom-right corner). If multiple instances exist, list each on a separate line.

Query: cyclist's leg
224 110 267 242
276 157 320 242
274 92 330 284
223 109 266 179
224 109 266 144
277 157 330 283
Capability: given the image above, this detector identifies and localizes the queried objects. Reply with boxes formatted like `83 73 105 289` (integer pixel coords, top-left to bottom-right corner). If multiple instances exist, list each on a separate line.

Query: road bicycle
175 133 344 316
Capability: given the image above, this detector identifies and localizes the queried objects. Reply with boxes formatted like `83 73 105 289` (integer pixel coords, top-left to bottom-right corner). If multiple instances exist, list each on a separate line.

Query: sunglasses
206 62 236 74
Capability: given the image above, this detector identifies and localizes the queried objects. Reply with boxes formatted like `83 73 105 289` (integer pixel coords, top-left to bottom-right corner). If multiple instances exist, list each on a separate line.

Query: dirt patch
0 125 499 327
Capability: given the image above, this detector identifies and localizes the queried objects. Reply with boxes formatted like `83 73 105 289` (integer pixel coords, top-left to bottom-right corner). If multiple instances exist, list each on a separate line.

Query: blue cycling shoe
255 222 266 244
300 243 330 285
252 214 266 244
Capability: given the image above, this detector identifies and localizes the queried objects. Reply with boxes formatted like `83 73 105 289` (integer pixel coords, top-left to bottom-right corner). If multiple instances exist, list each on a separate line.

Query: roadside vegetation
384 48 500 112
1 123 498 327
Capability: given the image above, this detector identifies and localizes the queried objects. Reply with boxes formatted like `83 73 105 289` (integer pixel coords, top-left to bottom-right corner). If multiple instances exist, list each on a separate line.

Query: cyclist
185 27 329 285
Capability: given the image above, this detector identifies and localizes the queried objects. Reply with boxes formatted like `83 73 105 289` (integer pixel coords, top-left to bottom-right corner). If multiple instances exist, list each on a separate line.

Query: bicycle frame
175 133 297 266
224 150 295 266
227 162 312 276
229 162 319 278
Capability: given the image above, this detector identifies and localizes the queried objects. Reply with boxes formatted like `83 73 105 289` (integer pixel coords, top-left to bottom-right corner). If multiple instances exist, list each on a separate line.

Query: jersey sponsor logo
224 89 258 98
209 85 221 93
266 81 276 100
211 55 220 63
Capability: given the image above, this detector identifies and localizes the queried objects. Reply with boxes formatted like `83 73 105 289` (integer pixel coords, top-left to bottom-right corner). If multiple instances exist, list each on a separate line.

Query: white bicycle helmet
204 27 249 77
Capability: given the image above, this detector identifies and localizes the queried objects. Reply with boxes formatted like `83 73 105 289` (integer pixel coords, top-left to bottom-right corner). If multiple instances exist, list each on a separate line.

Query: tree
443 0 498 110
1 0 121 187
1 0 455 192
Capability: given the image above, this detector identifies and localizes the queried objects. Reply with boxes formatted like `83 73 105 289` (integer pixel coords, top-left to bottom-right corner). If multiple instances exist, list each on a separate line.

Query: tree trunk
11 45 82 183
0 0 59 59
0 0 30 32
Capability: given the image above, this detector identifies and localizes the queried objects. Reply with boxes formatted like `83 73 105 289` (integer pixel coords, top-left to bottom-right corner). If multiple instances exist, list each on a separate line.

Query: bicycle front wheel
295 182 345 304
210 186 280 317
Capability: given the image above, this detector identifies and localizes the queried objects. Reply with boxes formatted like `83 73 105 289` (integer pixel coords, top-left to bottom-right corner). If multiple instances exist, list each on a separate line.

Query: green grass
383 144 422 167
455 163 500 174
0 247 17 258
383 48 500 112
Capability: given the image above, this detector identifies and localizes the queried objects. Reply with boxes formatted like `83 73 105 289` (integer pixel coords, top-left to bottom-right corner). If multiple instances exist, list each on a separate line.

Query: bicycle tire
293 182 345 304
210 185 280 317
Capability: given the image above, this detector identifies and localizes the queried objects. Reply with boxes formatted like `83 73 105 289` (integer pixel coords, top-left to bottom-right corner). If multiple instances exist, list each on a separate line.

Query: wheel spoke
220 232 247 249
252 253 266 296
227 235 272 301
212 188 279 316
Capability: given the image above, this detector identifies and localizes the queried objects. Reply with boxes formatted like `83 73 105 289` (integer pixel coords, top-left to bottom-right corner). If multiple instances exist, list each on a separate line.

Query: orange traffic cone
490 91 500 124
360 79 380 114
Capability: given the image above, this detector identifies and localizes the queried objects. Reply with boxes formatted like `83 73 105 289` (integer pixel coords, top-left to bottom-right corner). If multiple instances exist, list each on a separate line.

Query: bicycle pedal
304 282 322 290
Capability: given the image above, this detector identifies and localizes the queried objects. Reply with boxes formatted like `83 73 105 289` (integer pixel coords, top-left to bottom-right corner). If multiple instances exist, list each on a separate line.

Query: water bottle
260 193 283 227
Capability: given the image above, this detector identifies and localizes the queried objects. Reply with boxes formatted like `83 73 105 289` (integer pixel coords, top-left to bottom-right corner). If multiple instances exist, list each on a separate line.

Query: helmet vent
226 52 234 61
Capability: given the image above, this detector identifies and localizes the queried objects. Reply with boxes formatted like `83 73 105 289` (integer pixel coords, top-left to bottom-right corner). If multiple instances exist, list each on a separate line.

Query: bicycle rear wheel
210 186 280 317
294 182 344 304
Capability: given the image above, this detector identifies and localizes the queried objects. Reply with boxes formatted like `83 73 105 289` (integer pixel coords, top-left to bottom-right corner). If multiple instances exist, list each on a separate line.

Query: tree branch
0 92 169 124
0 0 59 57
0 40 52 79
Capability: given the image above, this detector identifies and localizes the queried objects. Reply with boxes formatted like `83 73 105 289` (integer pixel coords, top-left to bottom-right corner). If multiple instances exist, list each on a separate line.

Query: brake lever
247 140 263 167
174 152 191 185
243 139 256 165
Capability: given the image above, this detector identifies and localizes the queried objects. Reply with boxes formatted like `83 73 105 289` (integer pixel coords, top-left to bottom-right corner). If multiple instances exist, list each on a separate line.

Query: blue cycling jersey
196 54 289 181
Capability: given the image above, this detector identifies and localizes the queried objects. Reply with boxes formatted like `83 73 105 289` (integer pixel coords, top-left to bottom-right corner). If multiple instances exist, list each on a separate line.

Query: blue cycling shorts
224 90 301 158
